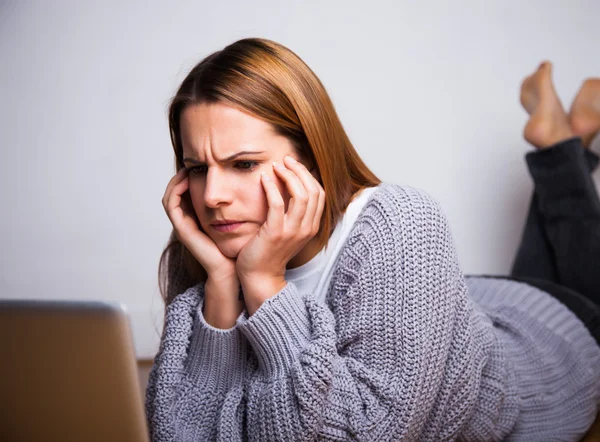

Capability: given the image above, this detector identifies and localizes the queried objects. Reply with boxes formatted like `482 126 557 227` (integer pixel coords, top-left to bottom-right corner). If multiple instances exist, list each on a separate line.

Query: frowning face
180 102 308 258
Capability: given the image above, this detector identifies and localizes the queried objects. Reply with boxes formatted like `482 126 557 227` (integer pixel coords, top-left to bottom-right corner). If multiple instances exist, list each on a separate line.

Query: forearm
147 286 250 441
203 275 245 329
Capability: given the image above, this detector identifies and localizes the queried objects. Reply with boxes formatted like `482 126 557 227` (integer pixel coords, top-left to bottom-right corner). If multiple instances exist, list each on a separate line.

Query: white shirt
285 185 380 303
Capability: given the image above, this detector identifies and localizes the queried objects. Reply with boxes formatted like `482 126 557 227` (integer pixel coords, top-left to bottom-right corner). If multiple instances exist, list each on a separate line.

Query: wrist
240 275 287 316
207 269 239 286
203 276 245 329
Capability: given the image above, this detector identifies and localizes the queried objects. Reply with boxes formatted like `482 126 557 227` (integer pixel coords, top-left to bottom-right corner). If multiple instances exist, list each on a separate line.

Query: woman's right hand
162 168 237 279
163 169 243 328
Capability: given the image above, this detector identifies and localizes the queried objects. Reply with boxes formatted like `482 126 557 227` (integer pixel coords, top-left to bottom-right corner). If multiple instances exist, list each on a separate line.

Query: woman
145 39 600 441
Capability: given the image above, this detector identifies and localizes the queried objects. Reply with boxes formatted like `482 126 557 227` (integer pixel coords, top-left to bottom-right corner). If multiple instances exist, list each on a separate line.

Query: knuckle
304 183 316 193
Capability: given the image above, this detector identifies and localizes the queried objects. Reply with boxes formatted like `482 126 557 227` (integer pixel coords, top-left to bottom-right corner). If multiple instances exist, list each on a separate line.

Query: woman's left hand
236 155 325 315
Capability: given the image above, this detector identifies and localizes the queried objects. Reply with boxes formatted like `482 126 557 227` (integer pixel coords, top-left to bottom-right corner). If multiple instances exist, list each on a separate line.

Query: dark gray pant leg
511 137 600 305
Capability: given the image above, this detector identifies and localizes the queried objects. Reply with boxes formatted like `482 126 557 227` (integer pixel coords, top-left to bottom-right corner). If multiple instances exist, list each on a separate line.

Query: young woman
145 39 600 441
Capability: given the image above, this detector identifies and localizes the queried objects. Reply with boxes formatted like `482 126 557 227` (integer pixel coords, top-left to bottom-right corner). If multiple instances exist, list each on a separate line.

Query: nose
203 167 233 208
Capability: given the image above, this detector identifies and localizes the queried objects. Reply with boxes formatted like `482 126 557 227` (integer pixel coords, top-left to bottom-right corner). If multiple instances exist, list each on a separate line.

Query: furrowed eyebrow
183 150 266 165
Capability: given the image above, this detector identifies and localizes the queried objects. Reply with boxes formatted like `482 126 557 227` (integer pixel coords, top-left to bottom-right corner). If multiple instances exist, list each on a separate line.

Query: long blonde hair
159 38 381 305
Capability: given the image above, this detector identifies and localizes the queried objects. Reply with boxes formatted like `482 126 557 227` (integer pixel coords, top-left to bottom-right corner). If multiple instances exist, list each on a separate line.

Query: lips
210 219 243 226
210 221 245 233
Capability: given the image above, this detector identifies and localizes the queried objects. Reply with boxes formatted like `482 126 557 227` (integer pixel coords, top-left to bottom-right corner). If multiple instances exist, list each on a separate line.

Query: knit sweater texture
146 183 600 441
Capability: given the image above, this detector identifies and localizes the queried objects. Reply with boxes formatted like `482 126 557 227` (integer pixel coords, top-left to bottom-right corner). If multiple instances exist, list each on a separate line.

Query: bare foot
569 78 600 148
520 61 574 149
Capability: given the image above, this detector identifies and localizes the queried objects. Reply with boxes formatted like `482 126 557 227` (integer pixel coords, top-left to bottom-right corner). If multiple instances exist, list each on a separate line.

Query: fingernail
261 172 271 181
285 156 297 163
273 161 285 170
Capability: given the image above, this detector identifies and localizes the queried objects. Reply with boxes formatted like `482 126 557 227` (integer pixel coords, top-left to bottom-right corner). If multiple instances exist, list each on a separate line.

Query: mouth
210 221 246 233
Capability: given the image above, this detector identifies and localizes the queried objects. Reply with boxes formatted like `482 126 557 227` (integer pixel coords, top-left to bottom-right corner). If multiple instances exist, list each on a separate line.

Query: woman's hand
236 156 326 315
163 169 243 328
162 168 237 279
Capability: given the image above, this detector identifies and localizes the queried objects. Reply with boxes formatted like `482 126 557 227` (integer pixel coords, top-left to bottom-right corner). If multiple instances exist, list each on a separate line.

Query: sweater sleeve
235 185 505 441
145 283 249 442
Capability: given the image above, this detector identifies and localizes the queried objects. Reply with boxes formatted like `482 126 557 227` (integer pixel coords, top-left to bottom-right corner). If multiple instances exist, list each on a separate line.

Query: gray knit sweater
146 184 600 441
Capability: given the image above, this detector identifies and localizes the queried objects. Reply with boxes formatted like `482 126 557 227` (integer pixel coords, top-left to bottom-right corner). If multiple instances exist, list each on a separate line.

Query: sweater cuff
525 137 600 218
185 299 248 391
237 282 312 379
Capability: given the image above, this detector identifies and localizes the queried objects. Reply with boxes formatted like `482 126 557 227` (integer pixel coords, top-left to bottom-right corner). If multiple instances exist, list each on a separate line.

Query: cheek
248 180 270 221
187 176 271 225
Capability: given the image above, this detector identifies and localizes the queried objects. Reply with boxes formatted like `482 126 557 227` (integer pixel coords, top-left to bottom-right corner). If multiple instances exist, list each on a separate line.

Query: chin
214 236 250 259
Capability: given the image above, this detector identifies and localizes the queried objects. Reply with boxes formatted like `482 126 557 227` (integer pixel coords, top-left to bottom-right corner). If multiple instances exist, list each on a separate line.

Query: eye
188 165 207 175
234 160 259 172
186 161 260 176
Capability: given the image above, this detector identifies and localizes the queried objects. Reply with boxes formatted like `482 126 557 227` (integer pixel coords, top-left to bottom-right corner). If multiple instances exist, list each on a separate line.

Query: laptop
0 299 150 442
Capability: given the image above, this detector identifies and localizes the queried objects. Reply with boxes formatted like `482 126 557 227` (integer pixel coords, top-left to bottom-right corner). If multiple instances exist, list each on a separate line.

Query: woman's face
180 102 310 258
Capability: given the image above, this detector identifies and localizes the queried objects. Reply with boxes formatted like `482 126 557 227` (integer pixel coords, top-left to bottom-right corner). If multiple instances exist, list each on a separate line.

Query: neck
286 236 323 270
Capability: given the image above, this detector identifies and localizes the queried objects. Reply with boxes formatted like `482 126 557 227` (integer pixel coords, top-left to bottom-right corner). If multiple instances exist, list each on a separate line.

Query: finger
302 184 324 236
272 161 308 226
166 176 190 217
313 186 326 234
162 168 188 209
283 156 322 233
260 172 285 232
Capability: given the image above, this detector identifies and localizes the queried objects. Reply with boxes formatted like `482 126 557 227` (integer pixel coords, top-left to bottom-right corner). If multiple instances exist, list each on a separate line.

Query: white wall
1 0 599 359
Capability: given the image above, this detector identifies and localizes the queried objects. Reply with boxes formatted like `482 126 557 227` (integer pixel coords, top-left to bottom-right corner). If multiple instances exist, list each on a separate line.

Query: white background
1 1 599 358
